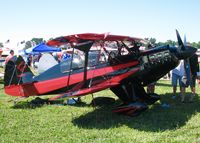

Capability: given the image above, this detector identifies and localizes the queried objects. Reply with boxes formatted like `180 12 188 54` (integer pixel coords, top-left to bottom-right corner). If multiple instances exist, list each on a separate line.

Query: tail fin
4 55 34 86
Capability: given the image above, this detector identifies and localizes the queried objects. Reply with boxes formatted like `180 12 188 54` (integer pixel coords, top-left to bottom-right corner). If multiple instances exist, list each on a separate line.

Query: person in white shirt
171 60 186 102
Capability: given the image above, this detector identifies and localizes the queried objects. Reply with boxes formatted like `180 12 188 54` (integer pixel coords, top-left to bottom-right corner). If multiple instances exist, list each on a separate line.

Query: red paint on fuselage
5 61 139 97
50 67 140 100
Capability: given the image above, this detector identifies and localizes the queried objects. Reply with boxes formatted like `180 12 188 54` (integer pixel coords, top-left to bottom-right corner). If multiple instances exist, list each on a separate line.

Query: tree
24 41 33 49
0 42 3 48
31 38 44 45
165 40 177 46
190 41 200 49
157 42 165 46
144 37 157 47
149 38 156 45
198 41 200 48
24 38 44 50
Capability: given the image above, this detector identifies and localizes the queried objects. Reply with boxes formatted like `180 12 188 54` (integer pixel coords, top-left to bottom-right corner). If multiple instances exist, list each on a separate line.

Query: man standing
171 60 186 102
189 53 199 102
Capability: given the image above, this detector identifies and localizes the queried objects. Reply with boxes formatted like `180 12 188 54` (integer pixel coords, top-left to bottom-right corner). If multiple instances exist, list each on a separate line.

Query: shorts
172 73 185 87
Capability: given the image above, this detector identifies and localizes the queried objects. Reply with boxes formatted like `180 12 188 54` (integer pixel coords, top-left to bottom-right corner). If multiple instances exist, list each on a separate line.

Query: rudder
4 55 34 86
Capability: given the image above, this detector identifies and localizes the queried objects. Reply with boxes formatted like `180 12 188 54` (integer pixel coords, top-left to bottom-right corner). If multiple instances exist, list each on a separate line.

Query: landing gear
110 81 160 116
145 93 160 105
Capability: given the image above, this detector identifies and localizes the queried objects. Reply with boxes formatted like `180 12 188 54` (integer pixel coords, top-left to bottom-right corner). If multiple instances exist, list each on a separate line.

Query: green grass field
1 80 200 143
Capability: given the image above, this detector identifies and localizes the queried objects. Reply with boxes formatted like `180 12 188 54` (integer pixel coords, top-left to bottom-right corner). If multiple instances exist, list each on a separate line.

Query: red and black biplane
4 30 196 116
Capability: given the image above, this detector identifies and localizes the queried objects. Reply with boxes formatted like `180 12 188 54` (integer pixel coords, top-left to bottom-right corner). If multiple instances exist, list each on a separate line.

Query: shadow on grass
12 96 115 109
12 97 64 109
72 93 200 132
12 97 88 109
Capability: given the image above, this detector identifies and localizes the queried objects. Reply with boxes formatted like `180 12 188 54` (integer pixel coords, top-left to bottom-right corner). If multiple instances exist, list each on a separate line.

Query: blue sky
0 0 200 44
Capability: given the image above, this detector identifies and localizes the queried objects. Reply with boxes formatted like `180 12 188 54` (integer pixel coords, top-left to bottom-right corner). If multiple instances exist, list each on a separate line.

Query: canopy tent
25 42 61 54
33 42 61 52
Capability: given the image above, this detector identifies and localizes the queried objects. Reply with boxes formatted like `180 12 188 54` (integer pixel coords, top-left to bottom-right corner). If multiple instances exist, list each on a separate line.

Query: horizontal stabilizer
112 102 148 116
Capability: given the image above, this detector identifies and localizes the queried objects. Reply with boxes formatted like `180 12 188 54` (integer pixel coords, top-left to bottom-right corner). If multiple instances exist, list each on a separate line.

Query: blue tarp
25 42 61 54
32 42 61 52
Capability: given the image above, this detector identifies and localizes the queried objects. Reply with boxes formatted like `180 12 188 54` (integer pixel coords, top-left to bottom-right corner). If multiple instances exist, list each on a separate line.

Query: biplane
4 30 196 116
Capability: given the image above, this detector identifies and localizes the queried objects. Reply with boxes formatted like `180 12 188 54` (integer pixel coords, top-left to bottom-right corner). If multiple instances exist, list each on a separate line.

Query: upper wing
47 33 144 47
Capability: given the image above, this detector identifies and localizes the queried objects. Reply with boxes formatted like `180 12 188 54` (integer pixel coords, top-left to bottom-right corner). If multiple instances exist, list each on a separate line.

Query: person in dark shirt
27 54 32 66
189 53 199 102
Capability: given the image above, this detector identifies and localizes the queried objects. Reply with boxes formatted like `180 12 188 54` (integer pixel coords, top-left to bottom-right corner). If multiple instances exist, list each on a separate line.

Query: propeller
175 29 197 59
184 34 187 46
176 29 186 50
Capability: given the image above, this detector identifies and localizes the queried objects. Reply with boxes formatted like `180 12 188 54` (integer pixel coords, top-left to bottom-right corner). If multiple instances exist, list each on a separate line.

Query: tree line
145 38 200 48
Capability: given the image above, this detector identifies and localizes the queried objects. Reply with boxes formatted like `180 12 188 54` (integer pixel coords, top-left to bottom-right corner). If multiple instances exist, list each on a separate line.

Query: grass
1 80 200 143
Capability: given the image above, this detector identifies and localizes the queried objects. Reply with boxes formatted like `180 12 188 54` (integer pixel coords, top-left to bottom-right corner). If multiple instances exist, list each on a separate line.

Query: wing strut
66 47 75 89
74 41 94 87
83 50 89 86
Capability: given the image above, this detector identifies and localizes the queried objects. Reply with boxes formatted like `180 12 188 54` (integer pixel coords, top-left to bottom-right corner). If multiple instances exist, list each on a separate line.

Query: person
171 60 186 102
61 51 71 61
5 50 14 65
27 54 32 66
188 53 199 102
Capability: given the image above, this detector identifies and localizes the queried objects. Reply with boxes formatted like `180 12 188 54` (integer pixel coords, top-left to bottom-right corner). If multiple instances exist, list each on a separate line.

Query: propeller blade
176 29 185 50
174 30 197 59
184 34 187 46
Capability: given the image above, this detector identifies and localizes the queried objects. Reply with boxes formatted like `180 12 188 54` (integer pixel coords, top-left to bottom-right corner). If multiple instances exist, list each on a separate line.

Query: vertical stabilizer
4 55 34 86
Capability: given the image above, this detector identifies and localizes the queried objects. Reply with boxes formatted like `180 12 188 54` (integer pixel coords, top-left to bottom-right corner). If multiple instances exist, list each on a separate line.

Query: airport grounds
0 67 200 143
